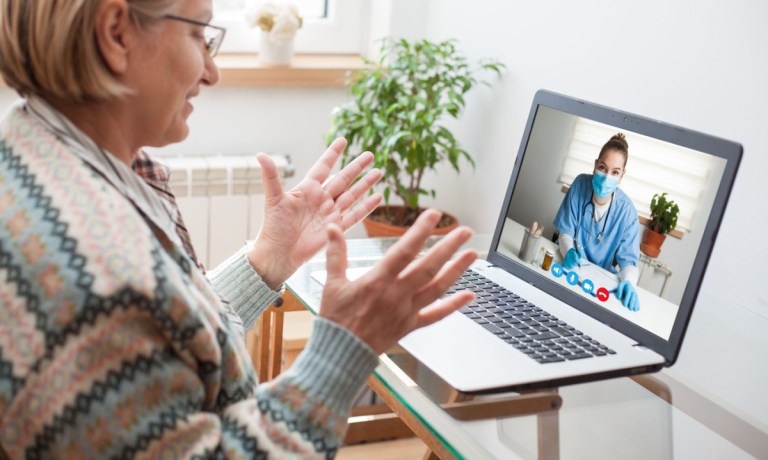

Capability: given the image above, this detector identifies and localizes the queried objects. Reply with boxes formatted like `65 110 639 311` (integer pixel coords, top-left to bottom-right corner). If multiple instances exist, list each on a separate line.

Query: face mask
592 171 619 198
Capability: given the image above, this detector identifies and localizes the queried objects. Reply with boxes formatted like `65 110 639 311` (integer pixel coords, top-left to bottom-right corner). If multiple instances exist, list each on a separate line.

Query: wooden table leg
257 310 272 383
268 308 285 380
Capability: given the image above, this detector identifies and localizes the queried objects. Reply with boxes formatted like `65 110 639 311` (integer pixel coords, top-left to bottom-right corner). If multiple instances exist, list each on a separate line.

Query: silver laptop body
398 90 742 393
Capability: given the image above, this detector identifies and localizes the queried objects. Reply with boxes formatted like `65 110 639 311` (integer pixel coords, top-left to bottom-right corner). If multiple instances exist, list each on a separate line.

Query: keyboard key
481 323 503 334
505 330 526 338
566 352 593 360
550 326 573 337
529 331 559 341
537 357 566 364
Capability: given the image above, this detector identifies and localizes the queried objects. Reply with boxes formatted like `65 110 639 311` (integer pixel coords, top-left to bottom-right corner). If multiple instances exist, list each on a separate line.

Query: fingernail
424 209 441 221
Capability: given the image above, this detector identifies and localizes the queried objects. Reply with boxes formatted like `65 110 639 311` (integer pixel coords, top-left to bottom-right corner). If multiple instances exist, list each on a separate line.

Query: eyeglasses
163 14 226 58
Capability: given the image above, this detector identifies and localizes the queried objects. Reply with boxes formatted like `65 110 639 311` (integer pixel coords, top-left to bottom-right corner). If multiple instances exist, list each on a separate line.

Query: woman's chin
146 125 190 148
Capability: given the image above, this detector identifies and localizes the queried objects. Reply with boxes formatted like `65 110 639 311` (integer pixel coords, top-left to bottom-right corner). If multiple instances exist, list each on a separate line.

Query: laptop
319 89 742 394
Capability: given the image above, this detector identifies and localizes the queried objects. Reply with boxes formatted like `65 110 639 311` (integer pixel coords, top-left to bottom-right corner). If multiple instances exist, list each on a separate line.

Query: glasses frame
163 14 226 58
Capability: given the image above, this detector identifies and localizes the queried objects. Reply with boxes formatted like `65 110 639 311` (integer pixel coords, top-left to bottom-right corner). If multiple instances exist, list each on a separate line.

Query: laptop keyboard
445 269 616 364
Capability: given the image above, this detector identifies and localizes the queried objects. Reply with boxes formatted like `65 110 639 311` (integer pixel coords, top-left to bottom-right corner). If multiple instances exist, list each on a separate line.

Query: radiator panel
163 154 293 268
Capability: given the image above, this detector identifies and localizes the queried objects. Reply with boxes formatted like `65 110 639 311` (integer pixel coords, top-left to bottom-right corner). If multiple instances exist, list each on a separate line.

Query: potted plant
246 1 303 66
327 38 504 236
640 192 680 258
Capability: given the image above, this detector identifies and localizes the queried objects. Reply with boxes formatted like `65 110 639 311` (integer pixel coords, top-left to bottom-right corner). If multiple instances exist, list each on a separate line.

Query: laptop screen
487 90 741 364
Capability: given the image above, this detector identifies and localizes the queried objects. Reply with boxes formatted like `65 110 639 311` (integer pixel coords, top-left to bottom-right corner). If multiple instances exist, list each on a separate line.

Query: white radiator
162 154 295 268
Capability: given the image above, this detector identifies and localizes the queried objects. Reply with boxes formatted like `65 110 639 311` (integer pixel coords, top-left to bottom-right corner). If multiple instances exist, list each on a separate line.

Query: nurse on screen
553 133 641 311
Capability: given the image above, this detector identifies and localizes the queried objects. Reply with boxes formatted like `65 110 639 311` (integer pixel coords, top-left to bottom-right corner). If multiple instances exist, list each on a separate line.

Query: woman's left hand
247 138 382 289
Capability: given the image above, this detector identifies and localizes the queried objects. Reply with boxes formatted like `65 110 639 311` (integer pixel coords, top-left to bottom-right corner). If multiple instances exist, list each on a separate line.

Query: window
213 0 368 54
558 118 721 232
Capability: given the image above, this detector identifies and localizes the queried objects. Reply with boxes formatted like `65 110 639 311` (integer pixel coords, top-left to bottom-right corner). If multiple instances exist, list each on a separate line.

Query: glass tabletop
285 237 762 459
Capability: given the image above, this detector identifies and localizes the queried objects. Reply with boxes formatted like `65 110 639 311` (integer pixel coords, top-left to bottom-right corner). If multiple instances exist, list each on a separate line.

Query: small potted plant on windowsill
246 1 303 66
640 192 680 258
327 38 504 236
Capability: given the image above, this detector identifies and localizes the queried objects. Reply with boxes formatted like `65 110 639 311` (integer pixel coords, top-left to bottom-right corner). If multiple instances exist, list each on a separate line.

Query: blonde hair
0 0 177 103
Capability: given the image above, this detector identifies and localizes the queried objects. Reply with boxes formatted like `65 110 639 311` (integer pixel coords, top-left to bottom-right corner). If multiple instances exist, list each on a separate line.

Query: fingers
400 226 474 289
324 224 348 282
375 210 443 277
256 153 284 202
333 166 382 212
626 289 639 311
324 151 376 199
305 138 348 184
412 249 478 307
340 193 383 231
416 291 476 329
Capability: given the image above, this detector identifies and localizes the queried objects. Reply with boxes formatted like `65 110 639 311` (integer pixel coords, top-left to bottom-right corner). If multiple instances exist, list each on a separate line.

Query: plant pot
362 205 459 237
640 227 666 258
259 31 294 66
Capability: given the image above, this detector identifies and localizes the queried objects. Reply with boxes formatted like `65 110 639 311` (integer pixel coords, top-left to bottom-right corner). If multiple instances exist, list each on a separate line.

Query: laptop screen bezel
486 89 742 365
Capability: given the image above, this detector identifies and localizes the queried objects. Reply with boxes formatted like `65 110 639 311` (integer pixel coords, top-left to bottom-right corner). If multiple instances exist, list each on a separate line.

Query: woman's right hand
319 210 478 355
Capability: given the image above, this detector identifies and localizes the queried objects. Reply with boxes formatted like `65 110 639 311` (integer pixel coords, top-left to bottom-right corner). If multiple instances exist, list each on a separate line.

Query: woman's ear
94 0 132 75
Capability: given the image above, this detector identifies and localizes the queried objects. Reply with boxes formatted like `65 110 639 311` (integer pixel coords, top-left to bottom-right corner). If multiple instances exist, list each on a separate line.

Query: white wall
416 0 768 430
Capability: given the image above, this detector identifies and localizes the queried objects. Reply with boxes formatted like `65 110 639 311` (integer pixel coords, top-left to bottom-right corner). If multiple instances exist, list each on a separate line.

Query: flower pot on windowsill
362 205 459 237
640 227 666 258
259 31 295 66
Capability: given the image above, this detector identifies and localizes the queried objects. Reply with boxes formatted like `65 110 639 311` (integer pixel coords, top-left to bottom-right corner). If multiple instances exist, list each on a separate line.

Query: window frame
213 0 369 54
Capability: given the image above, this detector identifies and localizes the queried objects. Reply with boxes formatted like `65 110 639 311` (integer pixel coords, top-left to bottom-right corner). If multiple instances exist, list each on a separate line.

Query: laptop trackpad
398 312 547 393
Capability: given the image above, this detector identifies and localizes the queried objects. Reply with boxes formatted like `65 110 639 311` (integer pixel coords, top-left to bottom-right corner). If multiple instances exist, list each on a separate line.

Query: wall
417 0 768 430
506 106 576 242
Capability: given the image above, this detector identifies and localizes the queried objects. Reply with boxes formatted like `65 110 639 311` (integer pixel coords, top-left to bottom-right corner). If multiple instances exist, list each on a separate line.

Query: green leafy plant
648 192 680 234
327 38 504 227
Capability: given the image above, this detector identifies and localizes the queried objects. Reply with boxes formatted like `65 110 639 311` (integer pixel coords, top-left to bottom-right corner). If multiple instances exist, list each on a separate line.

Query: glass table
285 237 764 459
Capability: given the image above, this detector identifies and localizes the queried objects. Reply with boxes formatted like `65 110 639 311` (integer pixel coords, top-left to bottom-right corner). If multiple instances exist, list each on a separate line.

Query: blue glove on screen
616 280 640 311
562 247 584 269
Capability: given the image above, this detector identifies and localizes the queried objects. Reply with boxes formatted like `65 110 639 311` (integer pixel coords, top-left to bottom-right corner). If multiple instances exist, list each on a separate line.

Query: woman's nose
202 54 220 86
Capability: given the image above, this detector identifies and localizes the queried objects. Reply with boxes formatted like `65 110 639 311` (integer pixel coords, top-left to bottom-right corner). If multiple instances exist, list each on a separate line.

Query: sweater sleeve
207 244 283 331
220 318 379 458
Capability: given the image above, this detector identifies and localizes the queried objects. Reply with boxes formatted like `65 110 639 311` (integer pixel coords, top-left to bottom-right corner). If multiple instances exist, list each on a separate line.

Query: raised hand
247 138 382 289
320 210 478 355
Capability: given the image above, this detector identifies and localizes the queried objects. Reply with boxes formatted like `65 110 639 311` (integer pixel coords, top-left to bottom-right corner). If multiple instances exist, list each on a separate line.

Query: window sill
214 53 365 88
0 54 364 90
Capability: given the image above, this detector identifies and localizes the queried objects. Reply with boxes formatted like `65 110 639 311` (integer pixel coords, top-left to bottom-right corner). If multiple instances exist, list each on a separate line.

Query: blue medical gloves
562 247 585 269
616 280 640 311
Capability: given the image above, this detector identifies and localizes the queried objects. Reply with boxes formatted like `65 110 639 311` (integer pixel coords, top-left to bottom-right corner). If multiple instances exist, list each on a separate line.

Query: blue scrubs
553 174 640 272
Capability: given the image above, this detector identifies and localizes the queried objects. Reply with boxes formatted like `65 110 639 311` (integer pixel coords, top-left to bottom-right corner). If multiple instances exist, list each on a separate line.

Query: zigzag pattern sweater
0 103 378 459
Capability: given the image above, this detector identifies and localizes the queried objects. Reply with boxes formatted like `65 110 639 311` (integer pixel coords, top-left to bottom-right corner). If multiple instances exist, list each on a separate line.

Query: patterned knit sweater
0 104 378 459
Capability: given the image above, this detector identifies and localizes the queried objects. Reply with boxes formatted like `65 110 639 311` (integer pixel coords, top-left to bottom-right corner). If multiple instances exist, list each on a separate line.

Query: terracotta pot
640 227 666 258
362 205 459 237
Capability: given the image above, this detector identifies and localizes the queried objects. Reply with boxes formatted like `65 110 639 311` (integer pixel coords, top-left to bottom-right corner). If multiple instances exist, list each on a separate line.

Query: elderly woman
0 0 477 458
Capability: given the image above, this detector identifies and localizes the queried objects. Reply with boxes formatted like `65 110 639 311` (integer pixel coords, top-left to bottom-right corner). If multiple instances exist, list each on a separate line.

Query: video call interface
496 106 727 340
